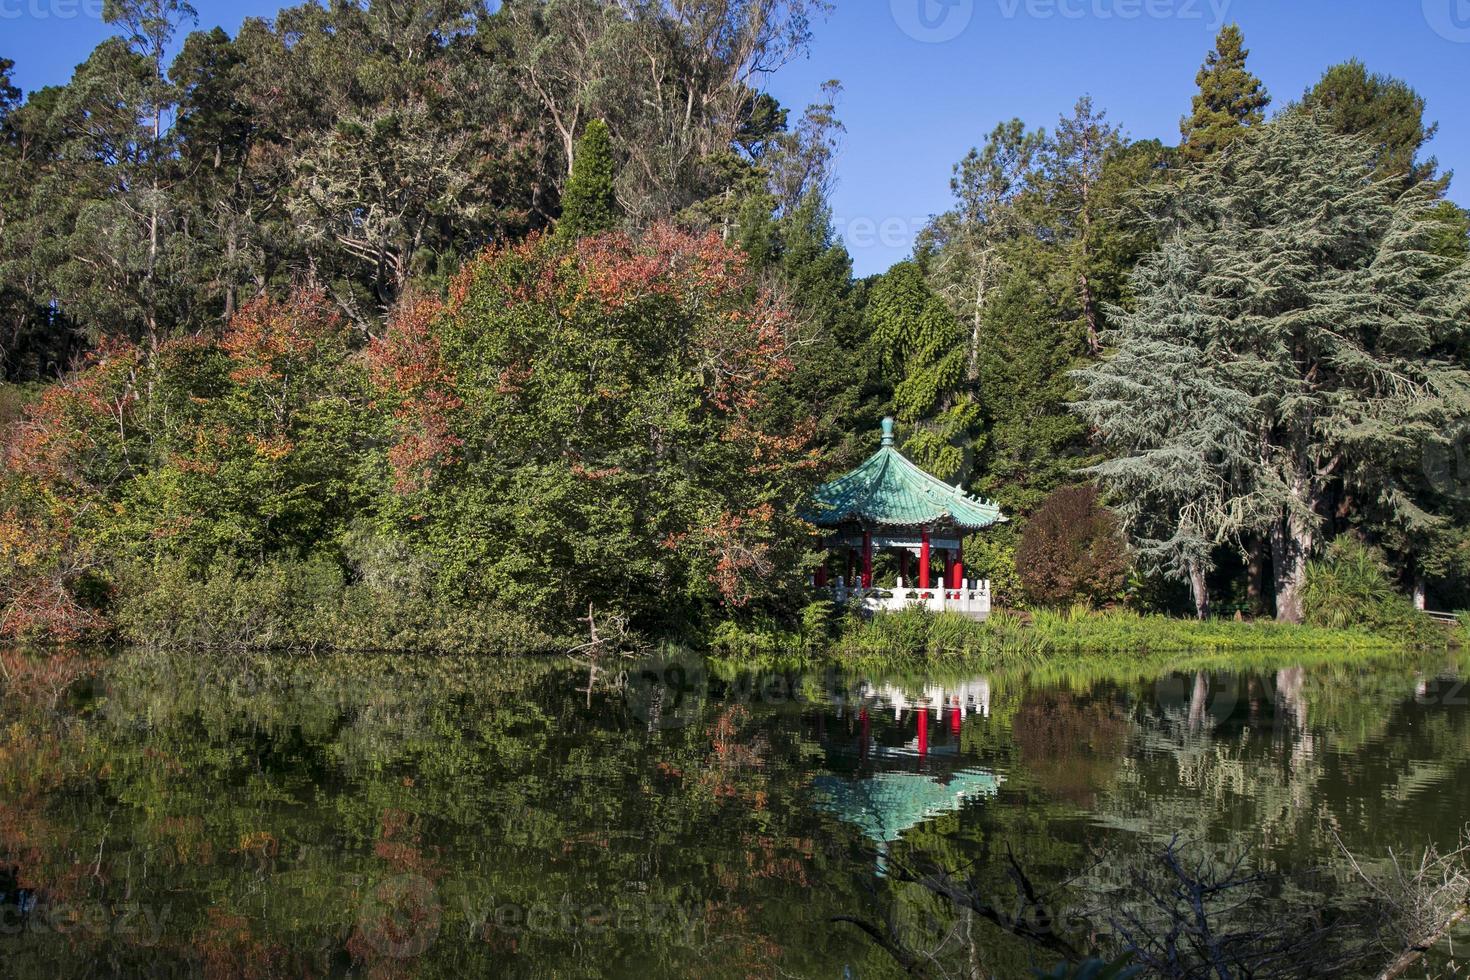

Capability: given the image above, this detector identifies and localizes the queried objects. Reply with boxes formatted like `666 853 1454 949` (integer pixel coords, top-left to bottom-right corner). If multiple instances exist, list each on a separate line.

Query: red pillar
919 530 931 590
950 700 962 736
861 530 873 589
815 566 828 588
917 708 929 757
955 539 965 589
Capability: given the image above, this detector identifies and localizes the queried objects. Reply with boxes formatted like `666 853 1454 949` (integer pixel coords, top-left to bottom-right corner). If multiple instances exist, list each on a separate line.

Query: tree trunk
1245 537 1267 617
1188 561 1209 621
1270 511 1314 624
1078 268 1101 356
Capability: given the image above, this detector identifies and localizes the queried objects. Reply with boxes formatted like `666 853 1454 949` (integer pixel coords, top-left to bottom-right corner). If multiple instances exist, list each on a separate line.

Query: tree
864 262 979 481
372 226 822 636
102 0 200 349
556 119 619 242
919 118 1046 381
1179 24 1270 164
1038 96 1127 355
501 0 830 224
1077 112 1470 622
1301 60 1440 187
1017 485 1127 608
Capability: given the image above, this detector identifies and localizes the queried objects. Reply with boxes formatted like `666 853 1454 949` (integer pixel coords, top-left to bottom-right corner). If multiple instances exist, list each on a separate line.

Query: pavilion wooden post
861 530 873 589
919 530 931 590
955 539 964 589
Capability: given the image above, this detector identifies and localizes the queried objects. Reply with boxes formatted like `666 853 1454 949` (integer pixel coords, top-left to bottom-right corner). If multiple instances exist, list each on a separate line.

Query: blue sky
4 0 1467 276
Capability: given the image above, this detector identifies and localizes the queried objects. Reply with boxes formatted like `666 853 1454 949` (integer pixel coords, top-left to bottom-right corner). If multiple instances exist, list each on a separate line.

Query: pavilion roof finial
880 416 895 447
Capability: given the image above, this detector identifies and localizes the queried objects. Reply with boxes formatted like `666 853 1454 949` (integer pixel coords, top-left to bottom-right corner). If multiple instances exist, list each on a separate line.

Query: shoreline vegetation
10 603 1457 669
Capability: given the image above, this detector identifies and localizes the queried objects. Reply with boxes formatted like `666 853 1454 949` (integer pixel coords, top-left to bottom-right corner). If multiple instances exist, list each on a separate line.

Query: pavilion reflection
811 677 1003 874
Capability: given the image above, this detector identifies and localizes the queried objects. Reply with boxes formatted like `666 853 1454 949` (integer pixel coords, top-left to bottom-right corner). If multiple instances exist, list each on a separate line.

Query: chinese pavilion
808 418 1005 614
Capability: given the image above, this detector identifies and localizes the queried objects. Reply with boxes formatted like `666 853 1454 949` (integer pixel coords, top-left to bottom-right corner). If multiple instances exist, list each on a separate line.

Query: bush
1301 538 1426 638
113 540 559 655
1017 484 1128 608
964 532 1024 607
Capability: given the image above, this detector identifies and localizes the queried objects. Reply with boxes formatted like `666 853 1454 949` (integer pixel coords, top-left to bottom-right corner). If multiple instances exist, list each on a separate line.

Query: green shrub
113 546 558 655
1302 538 1428 639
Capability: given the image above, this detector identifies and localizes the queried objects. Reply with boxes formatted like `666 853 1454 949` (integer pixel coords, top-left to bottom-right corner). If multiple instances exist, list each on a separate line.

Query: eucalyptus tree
1035 96 1127 355
918 118 1045 382
500 0 832 224
1077 112 1470 621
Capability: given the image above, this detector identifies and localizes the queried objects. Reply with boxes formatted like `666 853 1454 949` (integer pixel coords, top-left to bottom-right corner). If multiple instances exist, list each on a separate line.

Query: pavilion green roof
812 768 1001 844
807 419 1005 531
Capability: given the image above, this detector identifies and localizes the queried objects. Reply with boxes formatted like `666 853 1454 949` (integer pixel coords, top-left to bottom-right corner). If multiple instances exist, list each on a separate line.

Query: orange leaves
576 225 748 311
4 338 141 487
369 293 465 495
220 289 348 387
700 504 778 608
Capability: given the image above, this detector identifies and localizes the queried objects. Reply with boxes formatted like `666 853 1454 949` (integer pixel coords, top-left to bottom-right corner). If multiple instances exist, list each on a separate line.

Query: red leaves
220 289 348 387
702 504 778 607
368 293 465 495
576 225 747 310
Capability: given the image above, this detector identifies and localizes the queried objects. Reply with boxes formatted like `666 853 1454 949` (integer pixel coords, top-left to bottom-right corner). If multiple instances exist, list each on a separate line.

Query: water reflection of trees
2 649 1466 978
0 649 895 978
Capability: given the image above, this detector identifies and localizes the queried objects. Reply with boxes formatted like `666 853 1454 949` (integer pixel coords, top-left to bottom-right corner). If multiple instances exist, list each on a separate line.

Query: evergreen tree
556 119 620 242
0 58 17 125
1038 96 1127 355
1077 112 1470 622
864 262 979 481
1301 60 1440 187
1179 24 1270 164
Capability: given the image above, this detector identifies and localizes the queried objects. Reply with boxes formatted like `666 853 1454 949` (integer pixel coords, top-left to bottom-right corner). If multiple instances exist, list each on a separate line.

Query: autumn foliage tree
1016 484 1127 608
0 228 821 645
372 225 822 637
0 291 377 642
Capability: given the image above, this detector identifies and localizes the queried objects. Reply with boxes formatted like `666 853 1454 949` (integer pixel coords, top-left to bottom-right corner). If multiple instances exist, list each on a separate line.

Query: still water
0 648 1466 977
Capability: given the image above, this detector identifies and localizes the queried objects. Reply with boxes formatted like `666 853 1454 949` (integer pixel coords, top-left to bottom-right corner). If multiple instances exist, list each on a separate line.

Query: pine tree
1077 112 1470 622
1301 60 1439 187
556 119 620 243
1179 24 1270 164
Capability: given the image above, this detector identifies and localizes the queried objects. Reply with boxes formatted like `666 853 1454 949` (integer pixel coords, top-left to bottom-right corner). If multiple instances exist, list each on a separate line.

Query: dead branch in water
567 603 644 704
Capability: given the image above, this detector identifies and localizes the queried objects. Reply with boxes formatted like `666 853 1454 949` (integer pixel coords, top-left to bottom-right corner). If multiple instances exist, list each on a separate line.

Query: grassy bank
709 604 1459 675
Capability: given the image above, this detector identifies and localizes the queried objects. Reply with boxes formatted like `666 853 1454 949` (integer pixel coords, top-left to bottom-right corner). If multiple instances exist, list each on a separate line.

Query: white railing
824 576 992 618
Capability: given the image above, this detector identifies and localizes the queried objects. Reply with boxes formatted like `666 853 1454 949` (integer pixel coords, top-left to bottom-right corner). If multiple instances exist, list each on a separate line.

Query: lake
0 647 1466 977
